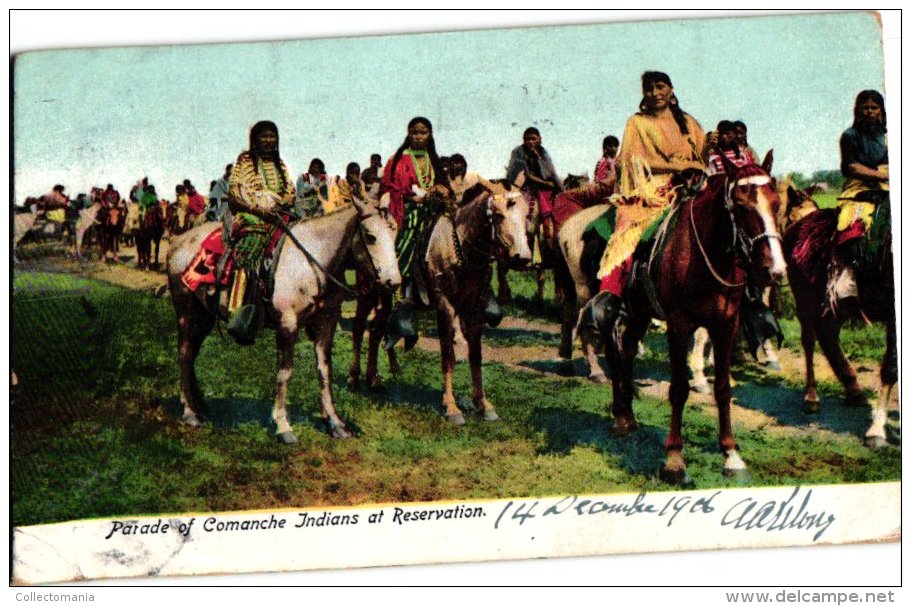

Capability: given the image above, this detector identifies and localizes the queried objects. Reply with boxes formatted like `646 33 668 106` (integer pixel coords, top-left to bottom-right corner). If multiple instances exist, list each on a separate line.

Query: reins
269 210 359 296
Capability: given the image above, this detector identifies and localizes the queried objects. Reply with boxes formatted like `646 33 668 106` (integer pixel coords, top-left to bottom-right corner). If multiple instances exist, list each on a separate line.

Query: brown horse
425 181 532 423
97 202 125 262
166 198 400 443
781 185 897 447
135 203 167 270
599 153 785 485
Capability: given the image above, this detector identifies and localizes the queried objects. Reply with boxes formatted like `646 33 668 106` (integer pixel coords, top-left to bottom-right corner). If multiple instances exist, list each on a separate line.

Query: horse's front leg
709 321 751 483
313 304 351 439
273 316 301 444
815 317 866 406
660 320 696 485
866 317 898 448
799 317 820 413
496 261 512 304
435 296 463 424
464 315 498 422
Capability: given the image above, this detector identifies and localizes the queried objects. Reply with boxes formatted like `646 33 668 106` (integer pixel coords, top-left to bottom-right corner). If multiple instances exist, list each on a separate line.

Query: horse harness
691 174 782 289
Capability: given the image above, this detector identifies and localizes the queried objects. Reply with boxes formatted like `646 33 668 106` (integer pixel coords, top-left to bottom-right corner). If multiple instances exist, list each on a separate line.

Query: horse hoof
723 468 752 484
659 466 693 487
483 410 500 422
802 399 821 414
368 377 387 394
610 418 638 437
276 431 299 445
765 360 782 372
181 414 201 428
326 420 352 439
346 375 360 391
588 372 609 385
865 435 887 449
692 381 711 394
445 413 466 426
845 394 869 408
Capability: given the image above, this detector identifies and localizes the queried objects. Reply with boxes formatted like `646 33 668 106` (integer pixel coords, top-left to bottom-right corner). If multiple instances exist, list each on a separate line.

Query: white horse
166 197 400 443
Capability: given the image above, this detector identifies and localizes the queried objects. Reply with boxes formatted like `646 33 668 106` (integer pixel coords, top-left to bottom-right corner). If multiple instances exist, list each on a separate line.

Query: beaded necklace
405 149 434 191
256 158 284 194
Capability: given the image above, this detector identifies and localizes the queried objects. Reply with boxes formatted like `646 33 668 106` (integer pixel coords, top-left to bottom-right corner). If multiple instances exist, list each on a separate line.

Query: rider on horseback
581 71 711 337
225 120 296 344
829 90 889 309
382 116 453 351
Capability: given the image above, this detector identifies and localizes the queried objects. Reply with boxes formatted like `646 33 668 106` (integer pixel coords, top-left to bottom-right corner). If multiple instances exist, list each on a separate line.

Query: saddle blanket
182 228 231 292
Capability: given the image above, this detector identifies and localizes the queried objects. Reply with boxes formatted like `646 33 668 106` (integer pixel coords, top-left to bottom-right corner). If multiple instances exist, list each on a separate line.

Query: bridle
350 205 393 285
690 172 781 289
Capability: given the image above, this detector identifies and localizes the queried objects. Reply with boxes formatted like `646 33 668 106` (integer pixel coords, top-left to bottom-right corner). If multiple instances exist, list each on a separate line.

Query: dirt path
19 247 890 438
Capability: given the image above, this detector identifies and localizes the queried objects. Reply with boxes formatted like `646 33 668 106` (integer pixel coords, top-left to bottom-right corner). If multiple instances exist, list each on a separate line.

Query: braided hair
639 71 690 135
247 120 289 193
388 116 451 191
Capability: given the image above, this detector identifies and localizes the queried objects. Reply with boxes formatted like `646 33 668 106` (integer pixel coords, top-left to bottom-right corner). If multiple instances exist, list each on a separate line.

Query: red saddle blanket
181 228 231 292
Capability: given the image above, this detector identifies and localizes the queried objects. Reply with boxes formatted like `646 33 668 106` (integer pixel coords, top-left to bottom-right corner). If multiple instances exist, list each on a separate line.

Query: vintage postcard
9 11 901 586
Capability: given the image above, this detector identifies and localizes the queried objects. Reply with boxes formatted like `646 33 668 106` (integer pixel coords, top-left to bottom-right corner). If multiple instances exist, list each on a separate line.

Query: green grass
11 270 899 527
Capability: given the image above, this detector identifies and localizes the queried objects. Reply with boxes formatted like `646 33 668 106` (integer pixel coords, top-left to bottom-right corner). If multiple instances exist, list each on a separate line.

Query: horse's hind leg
435 298 463 424
690 327 711 394
815 317 866 406
347 291 371 390
174 290 214 426
799 318 820 413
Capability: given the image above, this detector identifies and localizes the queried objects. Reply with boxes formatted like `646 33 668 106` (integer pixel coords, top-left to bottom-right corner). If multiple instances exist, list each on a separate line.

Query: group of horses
14 191 206 270
156 156 895 485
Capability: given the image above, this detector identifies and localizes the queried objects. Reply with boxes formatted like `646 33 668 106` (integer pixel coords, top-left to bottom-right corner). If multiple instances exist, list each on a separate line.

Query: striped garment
707 146 752 175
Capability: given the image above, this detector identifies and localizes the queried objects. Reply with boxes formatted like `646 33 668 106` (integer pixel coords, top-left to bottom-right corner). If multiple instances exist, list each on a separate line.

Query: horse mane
783 208 836 285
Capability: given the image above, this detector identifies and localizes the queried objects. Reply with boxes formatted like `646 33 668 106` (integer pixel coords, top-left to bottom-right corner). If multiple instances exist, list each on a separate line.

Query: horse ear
761 149 774 174
720 151 739 178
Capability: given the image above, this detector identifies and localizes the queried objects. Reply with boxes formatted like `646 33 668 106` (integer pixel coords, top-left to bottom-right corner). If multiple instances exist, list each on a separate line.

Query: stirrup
579 291 621 338
384 302 418 351
227 304 258 346
484 295 503 327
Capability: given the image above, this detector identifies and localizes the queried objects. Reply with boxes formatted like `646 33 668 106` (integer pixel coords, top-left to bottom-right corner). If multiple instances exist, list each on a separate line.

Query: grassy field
11 269 900 527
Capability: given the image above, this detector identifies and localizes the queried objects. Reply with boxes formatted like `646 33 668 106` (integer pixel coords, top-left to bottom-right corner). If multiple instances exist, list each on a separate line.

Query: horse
494 176 584 308
72 203 101 259
166 197 401 443
555 203 613 383
597 152 785 484
781 184 897 448
425 181 532 423
134 202 167 270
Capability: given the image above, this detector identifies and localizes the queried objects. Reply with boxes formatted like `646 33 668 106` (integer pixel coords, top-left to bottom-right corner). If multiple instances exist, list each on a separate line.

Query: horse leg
378 291 401 377
604 313 637 436
866 316 898 448
496 261 512 304
312 305 351 439
435 298 463 424
175 294 214 426
709 321 751 483
660 320 696 485
815 317 866 406
799 319 820 413
690 327 711 394
557 287 577 376
347 292 370 390
465 317 498 422
273 321 302 444
534 265 545 307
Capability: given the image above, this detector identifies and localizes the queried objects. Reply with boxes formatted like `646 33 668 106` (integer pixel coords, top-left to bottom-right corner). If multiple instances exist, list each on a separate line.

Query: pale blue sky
13 11 886 201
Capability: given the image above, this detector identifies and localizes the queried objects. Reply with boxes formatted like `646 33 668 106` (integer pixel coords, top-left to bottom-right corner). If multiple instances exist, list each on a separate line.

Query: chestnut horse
781 185 897 448
135 203 167 270
166 198 400 443
600 153 785 485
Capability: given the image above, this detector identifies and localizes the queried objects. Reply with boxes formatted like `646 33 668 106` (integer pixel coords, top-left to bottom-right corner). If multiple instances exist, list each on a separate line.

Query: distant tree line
788 169 844 191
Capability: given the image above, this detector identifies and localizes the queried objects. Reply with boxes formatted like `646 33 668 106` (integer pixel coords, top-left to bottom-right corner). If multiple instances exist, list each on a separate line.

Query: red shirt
187 192 207 215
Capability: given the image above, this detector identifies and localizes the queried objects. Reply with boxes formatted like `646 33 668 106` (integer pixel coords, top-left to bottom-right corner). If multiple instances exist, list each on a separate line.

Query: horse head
479 180 532 268
719 150 787 287
350 195 401 292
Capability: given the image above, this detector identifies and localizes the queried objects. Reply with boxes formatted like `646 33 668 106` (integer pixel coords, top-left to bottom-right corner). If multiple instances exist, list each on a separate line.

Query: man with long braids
581 71 711 336
381 116 451 351
225 120 296 344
